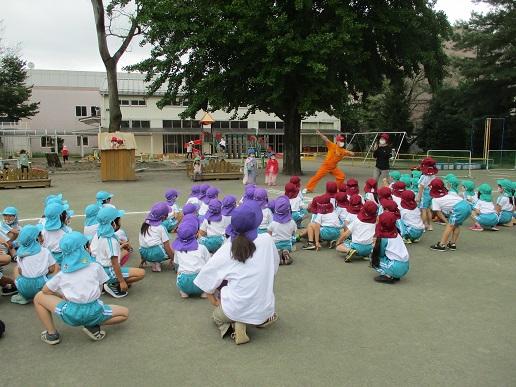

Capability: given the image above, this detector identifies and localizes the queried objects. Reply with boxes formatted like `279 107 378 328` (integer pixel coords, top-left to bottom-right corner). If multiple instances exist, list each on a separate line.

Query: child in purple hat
186 185 202 208
163 189 182 233
138 202 175 272
253 188 273 234
267 196 296 265
200 187 219 217
221 195 237 229
194 202 279 345
173 217 210 298
239 184 256 205
199 199 226 253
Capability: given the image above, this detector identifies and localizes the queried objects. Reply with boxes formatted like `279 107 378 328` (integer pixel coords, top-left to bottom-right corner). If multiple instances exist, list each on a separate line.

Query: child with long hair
336 200 377 262
495 179 514 227
370 212 410 284
173 217 210 298
469 183 499 231
11 224 57 305
429 178 472 251
163 189 182 233
199 199 226 253
139 202 175 272
34 232 128 345
268 196 296 265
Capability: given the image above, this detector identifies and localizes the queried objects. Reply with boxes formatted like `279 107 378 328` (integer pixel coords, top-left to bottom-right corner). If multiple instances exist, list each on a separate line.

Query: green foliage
0 54 39 121
130 0 450 173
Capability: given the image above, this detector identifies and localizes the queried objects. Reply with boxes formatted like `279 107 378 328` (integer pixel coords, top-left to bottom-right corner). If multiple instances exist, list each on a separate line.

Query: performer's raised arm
316 130 330 144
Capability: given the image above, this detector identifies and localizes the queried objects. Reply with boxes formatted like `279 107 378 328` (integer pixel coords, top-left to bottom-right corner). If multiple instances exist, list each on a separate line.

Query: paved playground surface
2 161 516 386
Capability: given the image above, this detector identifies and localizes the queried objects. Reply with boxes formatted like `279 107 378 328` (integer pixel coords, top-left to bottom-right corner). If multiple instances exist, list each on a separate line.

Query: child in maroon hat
371 212 410 284
391 181 406 206
285 183 307 228
346 194 363 225
346 178 360 199
303 195 341 251
363 178 379 204
416 157 439 231
336 200 378 261
398 190 425 243
335 192 349 225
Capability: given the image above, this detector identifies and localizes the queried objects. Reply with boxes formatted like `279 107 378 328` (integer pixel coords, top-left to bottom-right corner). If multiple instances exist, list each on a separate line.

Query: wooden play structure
98 132 137 181
186 159 242 181
0 167 51 189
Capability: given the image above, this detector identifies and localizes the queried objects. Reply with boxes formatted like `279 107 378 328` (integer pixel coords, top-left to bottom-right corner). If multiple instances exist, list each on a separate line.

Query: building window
90 106 99 116
41 136 53 147
75 106 87 117
302 122 334 130
121 120 130 128
119 99 130 106
131 120 150 129
172 120 182 128
163 120 172 128
259 121 283 130
76 136 89 146
131 99 146 106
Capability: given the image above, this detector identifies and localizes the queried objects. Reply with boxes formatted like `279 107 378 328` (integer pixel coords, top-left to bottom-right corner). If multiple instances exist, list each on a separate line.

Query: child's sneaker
328 240 337 249
10 293 29 304
403 238 412 244
280 250 293 265
103 282 128 298
490 227 499 231
302 242 316 250
469 225 483 231
344 249 356 263
430 242 447 252
82 325 106 341
41 330 60 345
374 275 395 284
231 322 250 345
447 242 457 251
1 283 18 296
179 291 189 298
151 262 162 272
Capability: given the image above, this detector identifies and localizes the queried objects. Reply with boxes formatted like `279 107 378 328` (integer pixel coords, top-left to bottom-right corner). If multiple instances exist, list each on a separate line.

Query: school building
1 69 341 157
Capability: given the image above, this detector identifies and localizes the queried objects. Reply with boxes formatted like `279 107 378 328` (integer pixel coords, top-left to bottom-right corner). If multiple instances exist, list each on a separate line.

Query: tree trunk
106 60 121 133
282 108 302 175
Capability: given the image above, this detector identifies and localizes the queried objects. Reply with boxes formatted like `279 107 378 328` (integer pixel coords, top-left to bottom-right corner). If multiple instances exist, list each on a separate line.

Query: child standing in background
173 217 210 298
18 149 30 177
417 157 438 231
243 148 258 185
265 153 279 186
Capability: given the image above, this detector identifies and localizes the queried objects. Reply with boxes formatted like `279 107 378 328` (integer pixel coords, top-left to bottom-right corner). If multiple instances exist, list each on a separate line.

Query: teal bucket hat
59 232 93 273
44 202 69 231
17 224 43 258
97 206 125 238
497 179 513 196
2 206 18 216
477 183 492 202
84 204 100 227
444 174 459 193
96 191 114 206
461 180 475 196
389 170 401 181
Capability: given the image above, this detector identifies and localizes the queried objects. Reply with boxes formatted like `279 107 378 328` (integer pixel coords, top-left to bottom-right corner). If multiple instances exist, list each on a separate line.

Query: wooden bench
186 159 243 181
0 168 52 189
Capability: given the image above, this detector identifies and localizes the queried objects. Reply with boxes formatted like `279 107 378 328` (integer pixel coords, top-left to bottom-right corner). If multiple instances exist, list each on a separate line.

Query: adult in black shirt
372 133 391 181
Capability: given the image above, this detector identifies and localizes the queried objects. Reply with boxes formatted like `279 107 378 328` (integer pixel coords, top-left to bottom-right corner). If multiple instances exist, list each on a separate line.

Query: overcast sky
1 0 491 72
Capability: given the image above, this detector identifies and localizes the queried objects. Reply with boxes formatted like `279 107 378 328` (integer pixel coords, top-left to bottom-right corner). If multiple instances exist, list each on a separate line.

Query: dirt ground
2 161 515 386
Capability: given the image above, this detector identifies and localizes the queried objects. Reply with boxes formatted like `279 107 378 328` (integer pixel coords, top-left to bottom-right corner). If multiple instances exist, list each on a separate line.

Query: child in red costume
265 153 279 186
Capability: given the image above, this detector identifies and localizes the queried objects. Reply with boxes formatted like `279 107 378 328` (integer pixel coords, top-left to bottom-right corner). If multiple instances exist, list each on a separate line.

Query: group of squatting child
0 156 514 344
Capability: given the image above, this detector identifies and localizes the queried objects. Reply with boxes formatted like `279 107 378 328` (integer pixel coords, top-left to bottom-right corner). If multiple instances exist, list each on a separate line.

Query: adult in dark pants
372 133 391 181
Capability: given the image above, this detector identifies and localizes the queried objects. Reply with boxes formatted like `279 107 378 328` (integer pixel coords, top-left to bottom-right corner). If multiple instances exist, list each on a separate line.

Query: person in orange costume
304 130 354 193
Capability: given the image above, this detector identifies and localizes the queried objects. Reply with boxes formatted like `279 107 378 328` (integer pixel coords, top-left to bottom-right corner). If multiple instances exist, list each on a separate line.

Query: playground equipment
347 131 407 167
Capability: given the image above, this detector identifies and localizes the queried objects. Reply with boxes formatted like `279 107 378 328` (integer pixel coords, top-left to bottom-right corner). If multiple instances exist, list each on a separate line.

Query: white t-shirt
139 225 169 248
168 203 180 218
497 195 513 212
259 208 273 230
199 202 209 216
46 263 108 304
418 174 435 189
83 224 99 239
314 212 341 228
115 229 128 242
186 197 201 207
347 219 375 245
221 215 232 232
474 200 496 214
385 235 409 262
400 207 424 229
90 235 121 267
289 196 305 212
393 196 402 206
335 207 349 224
175 245 211 274
364 192 378 203
17 247 56 278
346 213 358 225
200 219 226 237
431 192 463 215
194 233 279 325
41 229 67 253
267 220 297 242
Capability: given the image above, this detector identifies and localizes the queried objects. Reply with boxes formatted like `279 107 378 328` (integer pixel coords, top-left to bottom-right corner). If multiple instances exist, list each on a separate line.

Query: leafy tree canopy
130 0 450 173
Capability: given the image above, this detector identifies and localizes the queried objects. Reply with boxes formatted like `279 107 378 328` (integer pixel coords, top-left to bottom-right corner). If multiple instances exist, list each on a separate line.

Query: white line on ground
19 211 149 223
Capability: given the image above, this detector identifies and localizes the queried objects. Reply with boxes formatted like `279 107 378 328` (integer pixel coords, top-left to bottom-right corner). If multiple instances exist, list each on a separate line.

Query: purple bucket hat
190 185 201 198
242 184 256 203
221 195 237 216
199 184 210 200
268 198 276 213
172 217 199 252
225 202 263 242
205 199 222 222
182 202 199 216
145 202 170 226
165 189 179 205
204 187 219 204
253 188 268 209
273 195 292 224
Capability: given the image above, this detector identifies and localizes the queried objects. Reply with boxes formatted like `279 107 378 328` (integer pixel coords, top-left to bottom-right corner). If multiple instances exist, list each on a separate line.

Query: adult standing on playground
372 133 391 181
186 141 194 159
304 130 354 193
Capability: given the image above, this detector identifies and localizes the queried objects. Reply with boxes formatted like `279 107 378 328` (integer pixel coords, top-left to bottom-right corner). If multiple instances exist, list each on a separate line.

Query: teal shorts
475 213 498 228
398 221 424 241
55 299 112 327
292 209 307 223
376 257 410 279
103 266 130 284
449 200 472 226
275 240 293 252
15 275 48 300
199 235 225 253
419 188 431 209
162 218 178 233
498 210 513 225
176 272 203 296
258 228 268 234
319 226 341 241
344 240 373 256
139 245 168 262
51 251 63 265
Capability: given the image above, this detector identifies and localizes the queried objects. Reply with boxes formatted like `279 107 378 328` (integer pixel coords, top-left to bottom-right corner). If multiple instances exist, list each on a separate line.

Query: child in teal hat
34 231 129 345
11 224 57 305
83 204 100 238
460 180 477 206
444 174 460 193
495 179 514 227
386 170 401 188
0 206 19 270
41 202 71 265
90 206 145 298
470 183 499 231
